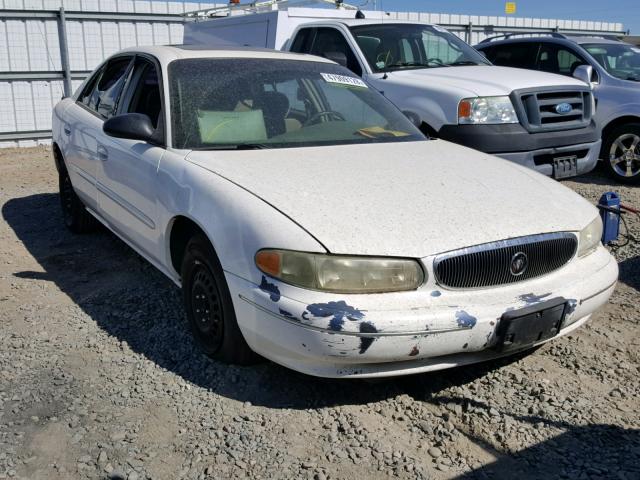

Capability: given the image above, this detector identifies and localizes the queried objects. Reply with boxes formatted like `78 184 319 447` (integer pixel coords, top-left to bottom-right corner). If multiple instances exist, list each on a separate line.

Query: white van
184 6 602 178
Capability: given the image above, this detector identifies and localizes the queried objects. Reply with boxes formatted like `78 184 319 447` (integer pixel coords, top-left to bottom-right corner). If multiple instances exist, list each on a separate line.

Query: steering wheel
304 110 346 126
427 57 445 66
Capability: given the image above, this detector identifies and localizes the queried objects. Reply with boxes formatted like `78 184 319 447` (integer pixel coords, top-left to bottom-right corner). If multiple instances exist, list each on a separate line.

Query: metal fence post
57 7 72 98
466 21 473 44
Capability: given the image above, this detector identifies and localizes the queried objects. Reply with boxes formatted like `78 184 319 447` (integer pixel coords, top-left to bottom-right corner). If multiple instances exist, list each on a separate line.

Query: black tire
58 166 96 233
601 122 640 184
181 234 257 365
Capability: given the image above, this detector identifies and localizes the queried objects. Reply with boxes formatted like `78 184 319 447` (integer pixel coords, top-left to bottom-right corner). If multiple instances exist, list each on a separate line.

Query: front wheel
602 123 640 184
181 234 257 365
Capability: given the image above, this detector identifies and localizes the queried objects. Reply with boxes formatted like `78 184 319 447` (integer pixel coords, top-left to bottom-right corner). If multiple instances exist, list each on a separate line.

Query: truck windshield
350 23 491 73
582 43 640 81
168 58 424 150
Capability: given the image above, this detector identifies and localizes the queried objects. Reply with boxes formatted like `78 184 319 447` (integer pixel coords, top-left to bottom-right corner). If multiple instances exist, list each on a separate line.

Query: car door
63 57 133 211
96 55 166 262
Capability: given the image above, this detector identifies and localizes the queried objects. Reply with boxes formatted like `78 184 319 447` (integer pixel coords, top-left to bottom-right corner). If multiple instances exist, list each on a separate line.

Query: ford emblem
510 252 528 276
555 102 572 115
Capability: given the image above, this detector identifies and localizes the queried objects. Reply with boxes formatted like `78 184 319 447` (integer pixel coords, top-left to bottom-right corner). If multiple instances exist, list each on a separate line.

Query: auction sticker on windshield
321 73 368 88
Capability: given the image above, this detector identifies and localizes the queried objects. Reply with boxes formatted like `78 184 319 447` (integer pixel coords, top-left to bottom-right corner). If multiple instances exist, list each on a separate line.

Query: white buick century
52 46 618 378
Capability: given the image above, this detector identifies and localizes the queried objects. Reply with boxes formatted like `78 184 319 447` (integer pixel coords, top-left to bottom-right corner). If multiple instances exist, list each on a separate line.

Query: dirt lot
0 146 639 480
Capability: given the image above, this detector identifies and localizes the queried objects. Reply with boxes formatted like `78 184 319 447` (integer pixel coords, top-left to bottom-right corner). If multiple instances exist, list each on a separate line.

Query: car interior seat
253 91 290 137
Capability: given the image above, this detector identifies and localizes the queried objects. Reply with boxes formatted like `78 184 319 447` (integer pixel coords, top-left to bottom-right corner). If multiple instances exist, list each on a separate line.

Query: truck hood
186 140 597 258
386 65 588 97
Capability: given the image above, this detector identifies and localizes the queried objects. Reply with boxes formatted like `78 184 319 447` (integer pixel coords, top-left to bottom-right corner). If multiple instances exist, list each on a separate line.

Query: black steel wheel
58 166 96 233
181 234 258 364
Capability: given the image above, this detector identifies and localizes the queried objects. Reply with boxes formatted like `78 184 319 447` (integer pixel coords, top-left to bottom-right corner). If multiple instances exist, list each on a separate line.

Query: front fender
156 151 326 285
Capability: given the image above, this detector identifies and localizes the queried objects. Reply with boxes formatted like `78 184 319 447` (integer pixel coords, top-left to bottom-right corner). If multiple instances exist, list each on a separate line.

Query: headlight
458 96 519 124
255 250 425 293
578 216 603 257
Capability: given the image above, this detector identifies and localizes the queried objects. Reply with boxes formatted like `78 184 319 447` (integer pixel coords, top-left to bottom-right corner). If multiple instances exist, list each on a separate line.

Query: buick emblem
554 102 572 115
510 252 528 276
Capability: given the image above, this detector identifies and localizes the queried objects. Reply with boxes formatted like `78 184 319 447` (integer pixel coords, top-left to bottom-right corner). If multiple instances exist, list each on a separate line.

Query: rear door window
290 28 315 53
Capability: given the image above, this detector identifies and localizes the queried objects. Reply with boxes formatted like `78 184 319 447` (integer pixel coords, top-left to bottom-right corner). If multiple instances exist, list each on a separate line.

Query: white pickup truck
184 7 602 178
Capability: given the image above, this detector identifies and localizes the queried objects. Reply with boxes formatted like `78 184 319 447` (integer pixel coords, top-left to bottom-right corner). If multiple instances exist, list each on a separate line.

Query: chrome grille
514 88 593 133
433 233 577 289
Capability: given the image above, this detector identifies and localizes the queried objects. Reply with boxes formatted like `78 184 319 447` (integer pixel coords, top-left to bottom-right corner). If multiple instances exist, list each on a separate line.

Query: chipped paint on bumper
228 246 618 378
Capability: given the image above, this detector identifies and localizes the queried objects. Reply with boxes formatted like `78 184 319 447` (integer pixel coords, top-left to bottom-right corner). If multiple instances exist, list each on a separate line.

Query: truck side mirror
572 65 594 89
324 51 348 68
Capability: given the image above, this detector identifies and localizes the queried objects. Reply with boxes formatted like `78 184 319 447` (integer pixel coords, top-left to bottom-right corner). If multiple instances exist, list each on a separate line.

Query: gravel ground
0 146 638 480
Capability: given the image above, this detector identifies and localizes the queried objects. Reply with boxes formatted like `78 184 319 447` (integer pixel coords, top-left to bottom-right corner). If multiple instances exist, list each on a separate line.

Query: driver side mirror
323 51 348 68
103 113 155 143
572 65 595 89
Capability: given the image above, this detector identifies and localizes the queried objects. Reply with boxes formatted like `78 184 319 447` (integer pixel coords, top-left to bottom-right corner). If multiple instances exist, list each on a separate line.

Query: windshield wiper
448 60 480 66
200 143 268 150
386 62 434 70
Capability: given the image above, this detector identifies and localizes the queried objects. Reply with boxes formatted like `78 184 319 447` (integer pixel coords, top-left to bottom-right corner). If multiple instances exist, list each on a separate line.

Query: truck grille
433 233 577 289
513 88 593 133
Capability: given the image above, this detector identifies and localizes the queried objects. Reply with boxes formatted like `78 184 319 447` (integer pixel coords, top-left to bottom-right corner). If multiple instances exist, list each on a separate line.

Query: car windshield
583 43 640 81
350 23 491 73
168 58 424 150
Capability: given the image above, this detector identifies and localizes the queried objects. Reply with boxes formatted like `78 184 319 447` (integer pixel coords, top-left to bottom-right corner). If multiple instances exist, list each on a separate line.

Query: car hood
186 140 597 258
386 65 588 97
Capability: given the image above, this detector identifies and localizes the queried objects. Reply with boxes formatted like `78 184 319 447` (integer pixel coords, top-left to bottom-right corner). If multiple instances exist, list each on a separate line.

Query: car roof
299 19 436 28
116 44 334 65
476 35 628 48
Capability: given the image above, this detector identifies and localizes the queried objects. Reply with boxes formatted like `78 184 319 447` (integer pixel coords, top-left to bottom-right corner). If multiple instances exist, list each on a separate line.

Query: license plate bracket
495 297 567 352
553 155 578 179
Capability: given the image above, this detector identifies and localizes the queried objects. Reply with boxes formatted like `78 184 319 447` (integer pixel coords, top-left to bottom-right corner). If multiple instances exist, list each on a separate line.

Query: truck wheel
181 234 257 365
59 167 96 233
602 123 640 184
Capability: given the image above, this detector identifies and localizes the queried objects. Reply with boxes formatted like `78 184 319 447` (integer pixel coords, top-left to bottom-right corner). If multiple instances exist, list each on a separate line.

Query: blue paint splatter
329 316 345 331
518 292 551 305
455 310 477 328
430 290 442 297
259 275 281 302
359 321 378 354
279 308 294 318
305 300 365 332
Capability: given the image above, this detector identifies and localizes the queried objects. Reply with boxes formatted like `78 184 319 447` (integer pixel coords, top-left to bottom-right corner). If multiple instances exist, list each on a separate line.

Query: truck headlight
458 96 519 124
255 250 425 293
578 216 603 257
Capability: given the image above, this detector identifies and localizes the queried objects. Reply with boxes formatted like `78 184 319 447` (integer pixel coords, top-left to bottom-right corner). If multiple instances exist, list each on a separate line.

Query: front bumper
437 122 601 177
227 246 617 378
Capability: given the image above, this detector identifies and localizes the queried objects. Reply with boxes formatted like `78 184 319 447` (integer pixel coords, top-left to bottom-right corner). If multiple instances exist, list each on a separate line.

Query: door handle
63 125 71 136
96 145 109 161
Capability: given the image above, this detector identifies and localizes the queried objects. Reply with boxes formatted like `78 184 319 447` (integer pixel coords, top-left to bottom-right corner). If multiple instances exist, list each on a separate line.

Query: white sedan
52 46 618 378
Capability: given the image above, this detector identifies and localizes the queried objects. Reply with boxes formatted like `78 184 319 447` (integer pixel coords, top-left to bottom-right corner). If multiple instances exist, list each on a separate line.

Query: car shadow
4 192 514 409
443 396 640 479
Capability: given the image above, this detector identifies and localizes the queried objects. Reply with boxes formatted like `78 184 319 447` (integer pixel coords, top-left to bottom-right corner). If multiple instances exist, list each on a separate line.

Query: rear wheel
58 166 96 233
602 123 640 184
181 234 257 365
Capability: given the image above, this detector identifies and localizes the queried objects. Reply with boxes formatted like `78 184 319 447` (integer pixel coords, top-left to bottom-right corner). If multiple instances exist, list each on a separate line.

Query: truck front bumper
227 246 617 378
438 122 601 177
